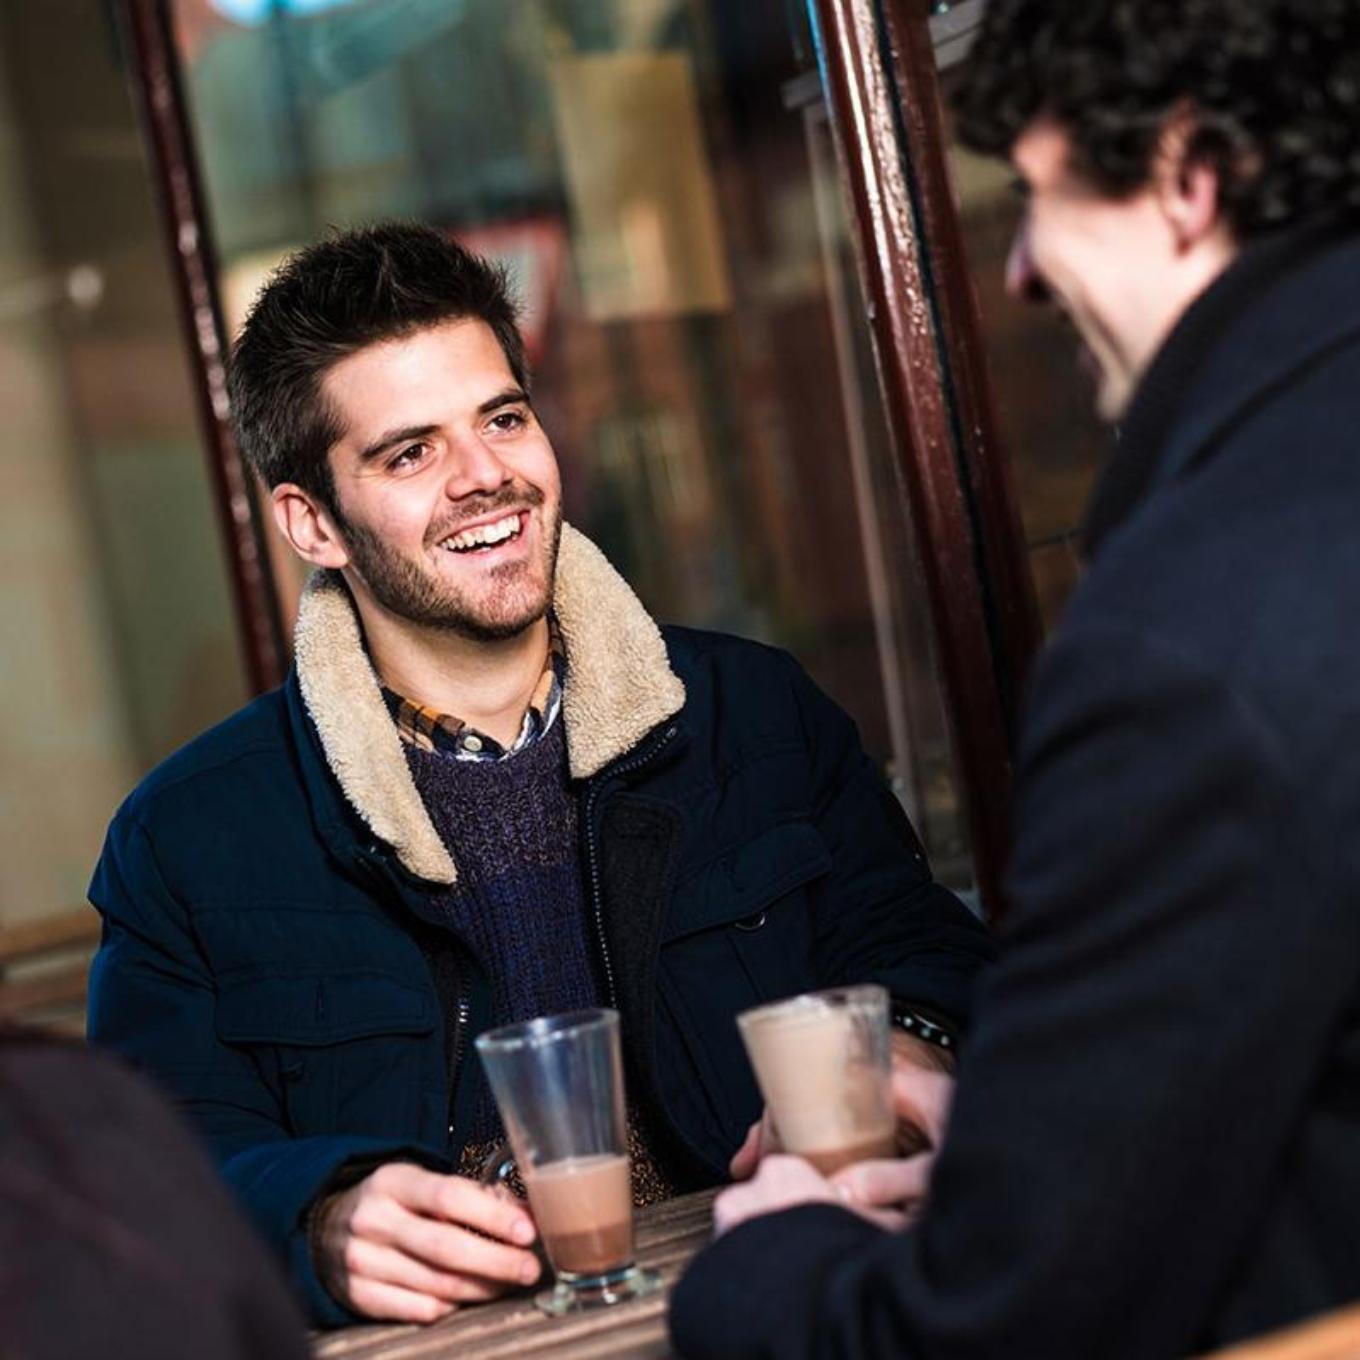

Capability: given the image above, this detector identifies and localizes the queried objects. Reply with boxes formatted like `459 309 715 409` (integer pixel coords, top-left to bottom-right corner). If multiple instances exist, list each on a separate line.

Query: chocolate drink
800 1128 897 1176
739 994 895 1172
525 1153 633 1277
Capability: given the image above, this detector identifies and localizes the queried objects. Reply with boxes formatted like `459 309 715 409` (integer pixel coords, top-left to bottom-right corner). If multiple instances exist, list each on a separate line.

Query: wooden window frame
116 0 286 694
809 0 1039 915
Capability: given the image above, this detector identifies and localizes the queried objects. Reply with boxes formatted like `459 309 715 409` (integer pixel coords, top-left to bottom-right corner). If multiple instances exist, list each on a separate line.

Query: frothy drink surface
526 1154 633 1277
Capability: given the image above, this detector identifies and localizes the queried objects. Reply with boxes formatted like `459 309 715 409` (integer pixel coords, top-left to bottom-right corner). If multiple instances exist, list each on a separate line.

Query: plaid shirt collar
383 615 565 761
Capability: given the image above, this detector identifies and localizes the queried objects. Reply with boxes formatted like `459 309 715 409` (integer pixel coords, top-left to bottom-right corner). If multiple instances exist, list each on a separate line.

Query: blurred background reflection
0 2 245 1025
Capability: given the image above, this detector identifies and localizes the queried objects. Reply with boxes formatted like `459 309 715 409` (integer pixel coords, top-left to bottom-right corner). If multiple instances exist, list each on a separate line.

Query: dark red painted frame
884 0 1042 727
809 0 1040 915
117 0 286 694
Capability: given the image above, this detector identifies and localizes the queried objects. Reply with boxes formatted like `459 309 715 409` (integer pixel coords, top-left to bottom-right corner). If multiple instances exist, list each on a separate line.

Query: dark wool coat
0 1032 308 1359
672 222 1360 1359
86 527 992 1326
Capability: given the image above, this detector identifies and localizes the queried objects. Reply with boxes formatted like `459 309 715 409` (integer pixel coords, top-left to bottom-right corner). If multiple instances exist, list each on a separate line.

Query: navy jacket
87 527 992 1325
673 224 1360 1358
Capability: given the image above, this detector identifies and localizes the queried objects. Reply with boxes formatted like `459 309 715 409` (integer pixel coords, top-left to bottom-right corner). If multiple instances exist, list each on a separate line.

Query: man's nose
1005 220 1048 304
443 434 511 499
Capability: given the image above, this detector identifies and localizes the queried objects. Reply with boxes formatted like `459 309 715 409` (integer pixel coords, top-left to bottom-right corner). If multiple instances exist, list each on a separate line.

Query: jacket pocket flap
215 970 438 1046
663 822 831 943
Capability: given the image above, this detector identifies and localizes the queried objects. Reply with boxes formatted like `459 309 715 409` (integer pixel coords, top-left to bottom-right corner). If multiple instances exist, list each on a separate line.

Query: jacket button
734 911 768 932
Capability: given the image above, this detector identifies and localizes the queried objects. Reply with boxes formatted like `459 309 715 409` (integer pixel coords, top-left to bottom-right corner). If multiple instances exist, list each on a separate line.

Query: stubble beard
337 489 563 643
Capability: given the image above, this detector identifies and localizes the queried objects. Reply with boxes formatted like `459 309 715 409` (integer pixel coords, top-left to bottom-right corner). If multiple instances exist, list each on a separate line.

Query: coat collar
292 523 686 886
1084 218 1360 558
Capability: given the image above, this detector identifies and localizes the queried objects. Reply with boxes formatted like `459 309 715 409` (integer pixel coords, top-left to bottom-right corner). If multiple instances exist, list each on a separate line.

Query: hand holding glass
737 984 895 1175
476 1008 660 1313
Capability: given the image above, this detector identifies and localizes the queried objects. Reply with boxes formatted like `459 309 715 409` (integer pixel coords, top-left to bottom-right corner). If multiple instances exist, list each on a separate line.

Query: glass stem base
534 1263 663 1315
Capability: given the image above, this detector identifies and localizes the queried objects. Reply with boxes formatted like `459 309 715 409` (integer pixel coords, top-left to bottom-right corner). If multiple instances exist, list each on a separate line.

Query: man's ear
1155 114 1224 253
271 483 350 570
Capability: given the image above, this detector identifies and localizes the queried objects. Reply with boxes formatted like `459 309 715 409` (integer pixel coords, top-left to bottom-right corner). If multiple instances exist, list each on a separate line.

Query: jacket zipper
581 722 719 1181
447 964 472 1146
582 724 679 1008
354 845 473 1150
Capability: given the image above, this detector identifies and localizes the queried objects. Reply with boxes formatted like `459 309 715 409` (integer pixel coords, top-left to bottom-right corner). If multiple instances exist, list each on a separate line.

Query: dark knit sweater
403 716 601 1144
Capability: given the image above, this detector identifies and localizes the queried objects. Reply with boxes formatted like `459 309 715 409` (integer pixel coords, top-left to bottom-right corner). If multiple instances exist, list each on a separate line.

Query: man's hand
717 1149 936 1238
313 1162 541 1323
887 1034 955 1155
729 1104 780 1181
828 1151 934 1231
713 1155 841 1236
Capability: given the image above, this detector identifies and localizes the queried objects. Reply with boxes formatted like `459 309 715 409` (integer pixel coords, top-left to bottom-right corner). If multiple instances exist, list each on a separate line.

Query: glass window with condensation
933 0 1111 633
0 1 247 1027
170 0 977 893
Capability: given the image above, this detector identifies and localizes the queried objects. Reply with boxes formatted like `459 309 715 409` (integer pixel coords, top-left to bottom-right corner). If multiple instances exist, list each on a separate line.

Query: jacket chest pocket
655 823 832 1147
662 822 832 999
215 970 439 1139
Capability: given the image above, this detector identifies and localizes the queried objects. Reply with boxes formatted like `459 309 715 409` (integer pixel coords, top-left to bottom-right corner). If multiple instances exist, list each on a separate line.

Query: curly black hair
229 222 525 514
952 0 1360 238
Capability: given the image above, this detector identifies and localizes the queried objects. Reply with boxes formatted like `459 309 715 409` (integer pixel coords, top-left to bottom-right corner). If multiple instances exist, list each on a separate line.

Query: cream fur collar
293 524 686 885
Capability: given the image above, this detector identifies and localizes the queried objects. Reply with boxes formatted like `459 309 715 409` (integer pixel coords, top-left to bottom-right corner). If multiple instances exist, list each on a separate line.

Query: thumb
729 1120 762 1180
831 1152 935 1210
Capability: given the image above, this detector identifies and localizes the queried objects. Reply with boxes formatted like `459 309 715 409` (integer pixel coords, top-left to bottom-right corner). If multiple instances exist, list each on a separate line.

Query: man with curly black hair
951 0 1360 425
672 3 1360 1356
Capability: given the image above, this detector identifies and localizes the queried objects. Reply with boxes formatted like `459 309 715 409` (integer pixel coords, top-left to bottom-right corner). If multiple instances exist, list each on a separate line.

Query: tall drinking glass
475 1008 660 1314
737 984 896 1175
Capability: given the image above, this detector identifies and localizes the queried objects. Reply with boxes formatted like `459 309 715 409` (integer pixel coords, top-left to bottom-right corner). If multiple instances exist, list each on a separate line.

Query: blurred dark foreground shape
0 1026 309 1360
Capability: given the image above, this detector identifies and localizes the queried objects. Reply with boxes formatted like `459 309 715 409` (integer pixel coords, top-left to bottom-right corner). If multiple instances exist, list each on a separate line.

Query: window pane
174 0 976 891
0 0 246 1018
934 2 1109 631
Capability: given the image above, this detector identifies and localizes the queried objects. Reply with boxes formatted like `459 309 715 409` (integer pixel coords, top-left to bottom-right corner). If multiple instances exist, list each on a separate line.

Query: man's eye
488 410 527 433
388 443 428 469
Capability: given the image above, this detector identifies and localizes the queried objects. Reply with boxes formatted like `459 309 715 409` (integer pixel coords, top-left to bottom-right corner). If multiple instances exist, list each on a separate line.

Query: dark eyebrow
353 389 531 464
478 387 531 416
355 424 440 465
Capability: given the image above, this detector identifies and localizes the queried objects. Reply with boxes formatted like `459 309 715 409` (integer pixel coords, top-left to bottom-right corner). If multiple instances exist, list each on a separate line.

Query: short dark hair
953 0 1360 239
228 221 526 510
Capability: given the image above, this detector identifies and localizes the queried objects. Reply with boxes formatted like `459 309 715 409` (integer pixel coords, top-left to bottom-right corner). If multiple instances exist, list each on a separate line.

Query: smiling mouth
438 510 527 555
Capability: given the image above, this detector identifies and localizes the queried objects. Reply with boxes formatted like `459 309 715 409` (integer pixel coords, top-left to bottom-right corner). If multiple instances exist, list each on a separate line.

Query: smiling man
85 223 992 1327
672 2 1360 1357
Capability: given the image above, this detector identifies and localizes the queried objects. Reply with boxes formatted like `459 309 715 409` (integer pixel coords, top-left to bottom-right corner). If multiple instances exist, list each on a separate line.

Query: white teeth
444 513 522 552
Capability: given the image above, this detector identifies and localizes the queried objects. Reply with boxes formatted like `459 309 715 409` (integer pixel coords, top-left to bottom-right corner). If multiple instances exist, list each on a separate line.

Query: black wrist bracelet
891 1006 958 1052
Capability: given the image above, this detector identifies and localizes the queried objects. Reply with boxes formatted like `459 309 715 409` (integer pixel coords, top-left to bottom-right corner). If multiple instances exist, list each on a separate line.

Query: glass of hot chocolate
737 984 896 1175
475 1008 661 1314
